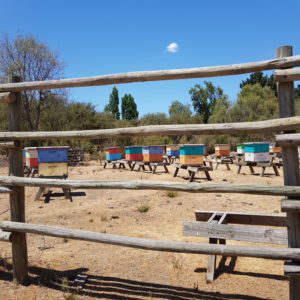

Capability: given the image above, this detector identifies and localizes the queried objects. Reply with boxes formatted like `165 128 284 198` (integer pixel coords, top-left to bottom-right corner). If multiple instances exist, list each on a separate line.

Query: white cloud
166 42 179 53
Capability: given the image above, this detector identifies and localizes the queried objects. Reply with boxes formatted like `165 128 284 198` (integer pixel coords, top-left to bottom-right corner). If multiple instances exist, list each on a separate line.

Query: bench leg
164 165 169 173
237 165 242 174
206 238 218 283
189 172 195 182
225 163 230 171
249 165 255 174
63 188 73 202
152 166 157 174
260 167 266 177
205 170 212 181
173 167 179 177
103 162 107 169
215 163 219 170
273 166 280 176
35 187 46 201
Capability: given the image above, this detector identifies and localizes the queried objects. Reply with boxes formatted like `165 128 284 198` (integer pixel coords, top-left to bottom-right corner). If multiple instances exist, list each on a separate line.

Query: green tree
240 71 276 93
230 83 278 122
189 81 228 123
104 86 120 119
139 113 168 125
208 98 231 123
0 34 64 130
121 94 139 120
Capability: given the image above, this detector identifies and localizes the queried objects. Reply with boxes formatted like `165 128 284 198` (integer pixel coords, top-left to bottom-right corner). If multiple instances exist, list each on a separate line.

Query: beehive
215 144 230 156
244 142 270 162
125 146 143 161
25 147 38 167
22 149 26 165
166 145 179 157
269 143 282 153
179 144 204 165
142 146 163 162
237 144 245 154
105 147 122 161
37 146 69 177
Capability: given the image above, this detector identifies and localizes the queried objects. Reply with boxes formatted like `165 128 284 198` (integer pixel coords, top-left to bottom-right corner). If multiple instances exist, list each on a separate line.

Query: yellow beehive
39 162 68 177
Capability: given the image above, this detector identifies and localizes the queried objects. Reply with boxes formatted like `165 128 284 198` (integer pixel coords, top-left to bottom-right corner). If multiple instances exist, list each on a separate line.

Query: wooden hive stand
183 210 287 282
173 163 213 182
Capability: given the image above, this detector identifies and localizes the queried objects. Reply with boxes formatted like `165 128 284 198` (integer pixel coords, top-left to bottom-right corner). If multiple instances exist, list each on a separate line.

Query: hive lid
179 144 205 147
243 142 269 145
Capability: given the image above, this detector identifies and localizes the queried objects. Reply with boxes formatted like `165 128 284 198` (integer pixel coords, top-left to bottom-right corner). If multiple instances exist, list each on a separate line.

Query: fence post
8 75 28 284
276 46 300 299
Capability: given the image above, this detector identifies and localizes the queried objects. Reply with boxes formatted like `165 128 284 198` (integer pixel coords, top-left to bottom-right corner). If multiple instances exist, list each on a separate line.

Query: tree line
0 34 300 155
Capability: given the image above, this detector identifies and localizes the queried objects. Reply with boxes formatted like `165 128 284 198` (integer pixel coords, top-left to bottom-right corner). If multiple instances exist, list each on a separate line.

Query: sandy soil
0 157 289 300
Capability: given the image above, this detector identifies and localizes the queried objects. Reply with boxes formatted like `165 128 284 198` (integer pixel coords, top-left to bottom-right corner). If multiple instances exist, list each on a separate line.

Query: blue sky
1 0 300 117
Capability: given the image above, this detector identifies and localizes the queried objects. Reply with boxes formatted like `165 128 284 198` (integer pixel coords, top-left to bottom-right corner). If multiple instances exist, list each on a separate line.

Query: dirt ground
0 156 289 300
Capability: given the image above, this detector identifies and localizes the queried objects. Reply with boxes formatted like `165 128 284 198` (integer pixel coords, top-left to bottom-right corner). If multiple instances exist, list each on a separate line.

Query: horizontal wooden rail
0 142 15 149
0 92 16 103
0 229 12 242
183 221 287 245
274 69 300 82
276 133 300 146
1 116 300 141
0 56 300 92
0 186 13 193
0 221 299 260
1 176 300 196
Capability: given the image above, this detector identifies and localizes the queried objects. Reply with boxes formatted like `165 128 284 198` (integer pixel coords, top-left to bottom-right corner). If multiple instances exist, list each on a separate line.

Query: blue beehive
142 146 163 155
37 147 69 163
244 142 269 153
125 146 143 154
179 145 204 156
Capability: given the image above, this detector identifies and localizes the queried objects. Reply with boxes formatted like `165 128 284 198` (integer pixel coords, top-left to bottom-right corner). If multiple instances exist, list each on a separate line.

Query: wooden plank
276 45 300 300
0 92 16 103
2 116 300 141
194 211 287 226
183 221 287 245
7 75 28 284
0 186 13 193
282 200 300 212
1 56 300 92
2 175 300 197
0 229 12 242
274 68 300 82
285 261 300 276
276 133 300 146
0 142 15 149
1 221 300 260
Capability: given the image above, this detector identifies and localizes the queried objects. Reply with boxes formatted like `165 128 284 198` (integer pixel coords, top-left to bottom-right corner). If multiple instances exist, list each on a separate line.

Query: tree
104 86 120 119
240 71 276 93
189 81 228 123
208 98 231 123
0 34 64 130
121 94 138 120
230 83 278 122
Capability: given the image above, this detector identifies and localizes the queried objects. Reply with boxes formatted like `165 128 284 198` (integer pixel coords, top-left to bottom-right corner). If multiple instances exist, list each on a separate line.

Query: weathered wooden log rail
1 175 300 196
0 45 300 299
0 55 300 92
0 221 298 261
0 116 300 141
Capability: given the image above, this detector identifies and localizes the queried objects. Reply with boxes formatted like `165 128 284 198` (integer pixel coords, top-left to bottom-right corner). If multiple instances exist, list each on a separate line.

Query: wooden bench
103 159 131 169
234 161 280 176
131 161 169 173
204 157 232 170
183 210 287 282
163 155 178 164
35 175 72 202
173 163 213 182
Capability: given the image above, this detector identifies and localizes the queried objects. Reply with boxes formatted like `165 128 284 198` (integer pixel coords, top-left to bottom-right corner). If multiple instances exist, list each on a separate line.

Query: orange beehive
143 154 163 162
215 144 230 156
179 155 203 165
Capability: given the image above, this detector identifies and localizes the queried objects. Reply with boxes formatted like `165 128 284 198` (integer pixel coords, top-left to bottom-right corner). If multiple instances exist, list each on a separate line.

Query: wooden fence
0 45 300 299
